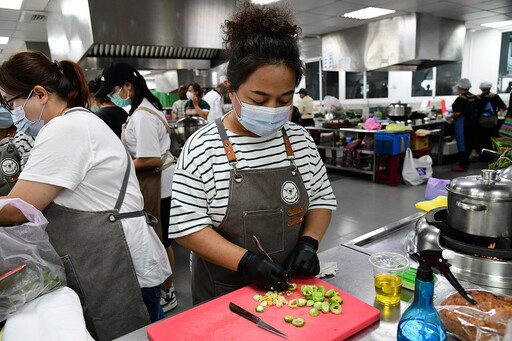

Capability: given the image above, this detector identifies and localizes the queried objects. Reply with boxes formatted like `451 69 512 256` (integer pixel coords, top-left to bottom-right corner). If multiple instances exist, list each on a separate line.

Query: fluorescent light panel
251 0 279 4
481 20 512 28
0 37 9 44
344 7 396 20
0 0 23 10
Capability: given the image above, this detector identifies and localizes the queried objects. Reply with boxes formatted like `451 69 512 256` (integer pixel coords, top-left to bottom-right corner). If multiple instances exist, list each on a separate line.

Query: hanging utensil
229 302 288 339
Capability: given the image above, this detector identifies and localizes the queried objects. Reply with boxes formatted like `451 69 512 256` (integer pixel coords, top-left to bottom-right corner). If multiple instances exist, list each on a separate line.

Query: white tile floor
165 157 490 317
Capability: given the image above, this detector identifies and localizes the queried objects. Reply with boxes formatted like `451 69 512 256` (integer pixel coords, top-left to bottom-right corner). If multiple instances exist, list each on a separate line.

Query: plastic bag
424 177 450 200
436 288 512 341
0 198 66 322
402 148 433 185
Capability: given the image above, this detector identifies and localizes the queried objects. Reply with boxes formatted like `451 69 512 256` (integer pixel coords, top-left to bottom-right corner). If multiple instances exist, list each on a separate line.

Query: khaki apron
44 145 151 341
191 118 309 304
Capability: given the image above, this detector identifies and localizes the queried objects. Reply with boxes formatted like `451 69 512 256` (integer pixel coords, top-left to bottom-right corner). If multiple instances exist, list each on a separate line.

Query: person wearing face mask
184 82 210 119
169 1 337 305
0 51 171 340
87 77 128 138
95 62 178 314
0 107 34 195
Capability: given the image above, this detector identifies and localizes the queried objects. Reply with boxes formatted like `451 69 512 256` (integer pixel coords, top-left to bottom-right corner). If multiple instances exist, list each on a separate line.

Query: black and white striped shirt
169 118 337 238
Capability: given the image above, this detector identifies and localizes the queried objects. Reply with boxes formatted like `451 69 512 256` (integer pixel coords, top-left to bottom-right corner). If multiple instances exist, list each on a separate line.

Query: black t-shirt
452 92 478 126
95 106 128 138
477 93 506 116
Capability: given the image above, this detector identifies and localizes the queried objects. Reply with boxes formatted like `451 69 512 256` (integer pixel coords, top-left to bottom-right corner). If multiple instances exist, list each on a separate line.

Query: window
322 71 339 98
498 31 512 93
305 61 321 100
346 72 364 99
436 62 461 96
366 72 388 98
411 68 434 97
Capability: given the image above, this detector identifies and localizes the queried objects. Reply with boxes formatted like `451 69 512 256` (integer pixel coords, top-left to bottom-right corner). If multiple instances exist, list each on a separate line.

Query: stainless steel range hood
46 0 234 71
322 13 466 72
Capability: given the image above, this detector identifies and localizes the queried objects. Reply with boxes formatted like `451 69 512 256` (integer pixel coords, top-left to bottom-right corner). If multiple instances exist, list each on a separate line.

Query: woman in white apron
0 51 170 340
169 1 337 304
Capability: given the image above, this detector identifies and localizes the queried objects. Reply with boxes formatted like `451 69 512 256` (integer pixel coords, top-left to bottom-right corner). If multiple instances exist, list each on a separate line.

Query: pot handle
455 201 487 211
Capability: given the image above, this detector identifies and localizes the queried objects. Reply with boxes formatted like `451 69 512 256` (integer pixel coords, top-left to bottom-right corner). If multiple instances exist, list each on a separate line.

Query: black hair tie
54 60 63 71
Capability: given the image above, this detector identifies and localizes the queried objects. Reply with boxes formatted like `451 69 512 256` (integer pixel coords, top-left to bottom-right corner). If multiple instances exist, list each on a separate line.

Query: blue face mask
0 107 13 129
12 89 46 137
234 92 290 137
109 87 131 107
90 104 100 113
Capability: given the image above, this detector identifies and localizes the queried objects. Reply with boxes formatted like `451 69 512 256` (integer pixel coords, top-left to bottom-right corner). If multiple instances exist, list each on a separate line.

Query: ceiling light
251 0 279 5
481 20 512 29
343 7 396 20
139 70 152 76
0 37 9 44
0 0 23 10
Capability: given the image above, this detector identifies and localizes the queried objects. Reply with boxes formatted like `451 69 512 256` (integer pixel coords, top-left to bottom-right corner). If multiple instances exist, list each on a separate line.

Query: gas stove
407 208 512 294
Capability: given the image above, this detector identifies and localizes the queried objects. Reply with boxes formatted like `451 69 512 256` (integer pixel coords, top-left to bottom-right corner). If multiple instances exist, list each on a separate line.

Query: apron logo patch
281 181 299 205
1 157 19 176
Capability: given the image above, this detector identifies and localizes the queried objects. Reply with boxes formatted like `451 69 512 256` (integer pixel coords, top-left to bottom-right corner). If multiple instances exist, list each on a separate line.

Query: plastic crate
375 132 410 155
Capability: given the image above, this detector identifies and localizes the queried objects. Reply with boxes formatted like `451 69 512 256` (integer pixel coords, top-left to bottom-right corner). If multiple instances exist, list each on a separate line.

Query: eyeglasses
0 92 28 114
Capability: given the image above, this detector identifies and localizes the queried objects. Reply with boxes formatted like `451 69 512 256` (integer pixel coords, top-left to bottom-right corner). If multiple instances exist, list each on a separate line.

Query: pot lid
447 169 512 199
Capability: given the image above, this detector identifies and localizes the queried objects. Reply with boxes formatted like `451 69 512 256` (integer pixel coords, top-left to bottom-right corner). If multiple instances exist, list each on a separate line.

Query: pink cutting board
147 278 380 341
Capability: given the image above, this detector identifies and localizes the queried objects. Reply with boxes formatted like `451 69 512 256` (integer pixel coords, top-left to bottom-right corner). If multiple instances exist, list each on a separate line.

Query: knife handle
229 302 260 324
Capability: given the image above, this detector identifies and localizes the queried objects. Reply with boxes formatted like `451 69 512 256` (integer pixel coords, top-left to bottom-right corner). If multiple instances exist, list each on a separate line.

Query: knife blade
229 302 288 339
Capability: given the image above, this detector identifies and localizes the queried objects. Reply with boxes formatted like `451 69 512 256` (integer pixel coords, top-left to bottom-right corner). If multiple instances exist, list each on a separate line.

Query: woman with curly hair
169 0 337 304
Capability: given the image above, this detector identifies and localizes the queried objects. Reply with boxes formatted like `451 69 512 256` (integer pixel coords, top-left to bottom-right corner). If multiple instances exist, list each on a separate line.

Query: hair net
456 78 471 90
479 81 492 90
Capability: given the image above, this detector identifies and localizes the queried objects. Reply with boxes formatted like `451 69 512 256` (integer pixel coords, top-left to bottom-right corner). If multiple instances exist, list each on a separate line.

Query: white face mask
186 91 195 100
234 92 290 137
12 89 46 137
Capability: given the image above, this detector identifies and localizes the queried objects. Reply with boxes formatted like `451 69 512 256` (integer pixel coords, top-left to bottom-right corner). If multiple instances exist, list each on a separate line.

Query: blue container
375 133 411 155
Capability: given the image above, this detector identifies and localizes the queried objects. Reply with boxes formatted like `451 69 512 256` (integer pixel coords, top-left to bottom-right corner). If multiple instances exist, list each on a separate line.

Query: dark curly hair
222 0 304 92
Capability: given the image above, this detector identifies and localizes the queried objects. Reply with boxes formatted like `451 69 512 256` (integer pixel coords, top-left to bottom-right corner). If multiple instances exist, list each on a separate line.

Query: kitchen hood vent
46 0 234 72
87 44 221 61
322 13 466 72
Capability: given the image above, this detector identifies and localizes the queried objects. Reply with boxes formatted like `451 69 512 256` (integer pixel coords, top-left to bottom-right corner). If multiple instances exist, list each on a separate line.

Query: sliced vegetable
309 308 319 317
306 299 315 307
325 288 337 298
313 301 323 311
288 299 298 308
255 305 265 313
321 301 330 314
292 317 305 327
284 315 294 323
331 295 343 303
330 302 342 314
288 283 297 291
297 298 307 307
253 294 262 301
312 291 325 302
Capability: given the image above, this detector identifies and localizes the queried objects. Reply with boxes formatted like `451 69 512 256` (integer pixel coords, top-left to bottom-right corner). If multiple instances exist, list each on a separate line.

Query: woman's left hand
286 236 320 279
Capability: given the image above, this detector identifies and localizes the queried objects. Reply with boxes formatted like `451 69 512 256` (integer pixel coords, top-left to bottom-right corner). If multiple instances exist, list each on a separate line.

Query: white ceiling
0 0 511 64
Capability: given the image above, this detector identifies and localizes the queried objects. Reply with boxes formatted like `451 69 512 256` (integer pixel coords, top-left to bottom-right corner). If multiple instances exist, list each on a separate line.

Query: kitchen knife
229 302 288 339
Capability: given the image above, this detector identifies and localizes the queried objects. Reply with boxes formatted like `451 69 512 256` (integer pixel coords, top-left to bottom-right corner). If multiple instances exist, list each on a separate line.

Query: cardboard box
411 135 429 150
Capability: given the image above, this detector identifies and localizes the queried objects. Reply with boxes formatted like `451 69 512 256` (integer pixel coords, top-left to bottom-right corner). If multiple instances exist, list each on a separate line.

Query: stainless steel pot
169 116 208 157
386 102 411 121
446 169 512 238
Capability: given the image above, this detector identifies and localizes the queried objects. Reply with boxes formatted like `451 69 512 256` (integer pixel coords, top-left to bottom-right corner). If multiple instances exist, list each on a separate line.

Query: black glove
237 251 289 292
286 236 320 278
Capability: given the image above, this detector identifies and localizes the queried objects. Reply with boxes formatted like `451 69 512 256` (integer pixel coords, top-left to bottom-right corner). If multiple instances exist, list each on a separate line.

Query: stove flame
488 242 496 249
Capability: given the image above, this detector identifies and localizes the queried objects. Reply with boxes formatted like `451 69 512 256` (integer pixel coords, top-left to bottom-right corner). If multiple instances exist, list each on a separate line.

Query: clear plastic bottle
397 257 447 341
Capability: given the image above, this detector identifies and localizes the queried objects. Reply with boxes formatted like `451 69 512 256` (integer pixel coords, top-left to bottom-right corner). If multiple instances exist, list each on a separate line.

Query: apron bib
44 147 151 341
191 118 309 304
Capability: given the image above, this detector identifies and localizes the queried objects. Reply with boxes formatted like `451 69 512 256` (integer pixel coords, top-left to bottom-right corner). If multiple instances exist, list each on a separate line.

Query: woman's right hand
237 251 288 291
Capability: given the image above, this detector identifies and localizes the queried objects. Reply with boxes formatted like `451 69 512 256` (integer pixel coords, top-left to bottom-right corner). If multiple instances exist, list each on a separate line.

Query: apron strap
114 150 132 211
215 118 237 163
281 127 295 158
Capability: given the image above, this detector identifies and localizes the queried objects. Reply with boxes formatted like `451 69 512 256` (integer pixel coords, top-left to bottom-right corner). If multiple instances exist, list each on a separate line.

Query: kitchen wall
307 27 510 114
